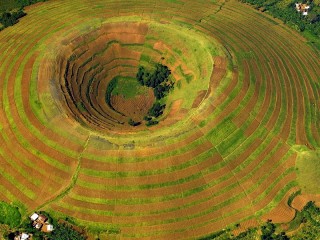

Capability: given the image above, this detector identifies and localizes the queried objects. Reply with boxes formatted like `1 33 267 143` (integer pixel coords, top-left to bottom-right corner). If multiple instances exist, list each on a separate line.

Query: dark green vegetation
136 64 173 100
0 0 46 30
199 201 320 239
290 201 320 239
148 102 166 118
0 201 21 228
128 118 141 126
0 0 46 11
136 64 173 123
105 77 117 110
0 10 25 29
260 220 289 240
240 0 320 47
48 222 86 240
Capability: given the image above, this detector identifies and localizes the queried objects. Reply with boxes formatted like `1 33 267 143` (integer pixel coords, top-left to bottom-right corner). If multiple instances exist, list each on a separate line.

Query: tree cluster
0 0 46 31
136 64 174 100
136 64 173 125
0 10 26 29
148 102 166 118
261 220 289 240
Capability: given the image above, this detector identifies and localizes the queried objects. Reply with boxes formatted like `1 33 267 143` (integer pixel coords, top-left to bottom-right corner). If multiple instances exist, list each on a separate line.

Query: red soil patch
291 194 320 211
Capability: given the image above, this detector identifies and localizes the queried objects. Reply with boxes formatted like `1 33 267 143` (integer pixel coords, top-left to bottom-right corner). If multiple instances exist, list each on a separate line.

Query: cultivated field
0 0 319 239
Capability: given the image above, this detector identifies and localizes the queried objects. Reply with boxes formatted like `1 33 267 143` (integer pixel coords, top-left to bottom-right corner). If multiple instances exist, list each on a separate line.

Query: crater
52 21 217 134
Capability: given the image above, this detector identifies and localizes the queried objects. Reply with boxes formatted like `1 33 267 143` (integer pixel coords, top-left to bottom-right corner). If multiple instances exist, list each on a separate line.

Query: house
14 233 30 240
30 212 39 221
295 3 310 15
29 212 54 233
42 224 54 232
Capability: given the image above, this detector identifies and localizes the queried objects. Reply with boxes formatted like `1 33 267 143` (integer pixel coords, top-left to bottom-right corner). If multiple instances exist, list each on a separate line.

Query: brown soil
111 88 155 122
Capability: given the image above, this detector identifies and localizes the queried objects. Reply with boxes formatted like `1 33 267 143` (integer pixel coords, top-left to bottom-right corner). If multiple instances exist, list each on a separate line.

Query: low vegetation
112 77 149 99
296 151 320 194
0 202 21 228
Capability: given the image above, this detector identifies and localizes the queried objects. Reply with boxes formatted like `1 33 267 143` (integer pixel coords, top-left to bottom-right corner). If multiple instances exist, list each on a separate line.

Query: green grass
0 201 21 228
296 151 320 194
111 76 149 99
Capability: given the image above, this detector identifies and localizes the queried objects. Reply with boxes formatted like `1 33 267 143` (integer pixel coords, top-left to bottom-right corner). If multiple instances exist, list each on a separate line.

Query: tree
135 64 173 121
148 102 166 118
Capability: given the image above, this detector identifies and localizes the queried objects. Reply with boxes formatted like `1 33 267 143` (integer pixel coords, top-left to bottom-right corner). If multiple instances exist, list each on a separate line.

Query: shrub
128 119 141 126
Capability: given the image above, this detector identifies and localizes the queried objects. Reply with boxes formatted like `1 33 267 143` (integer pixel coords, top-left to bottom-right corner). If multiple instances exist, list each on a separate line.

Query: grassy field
111 77 149 99
0 0 319 239
296 151 320 194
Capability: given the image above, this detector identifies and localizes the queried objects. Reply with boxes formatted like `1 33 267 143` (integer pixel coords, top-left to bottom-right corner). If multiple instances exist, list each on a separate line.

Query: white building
30 212 39 221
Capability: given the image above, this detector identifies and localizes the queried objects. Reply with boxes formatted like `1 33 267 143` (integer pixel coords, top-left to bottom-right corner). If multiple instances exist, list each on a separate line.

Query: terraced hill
0 0 319 239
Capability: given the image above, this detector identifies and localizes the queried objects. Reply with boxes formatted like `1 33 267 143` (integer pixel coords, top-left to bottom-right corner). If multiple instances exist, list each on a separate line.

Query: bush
146 120 159 126
128 119 141 126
